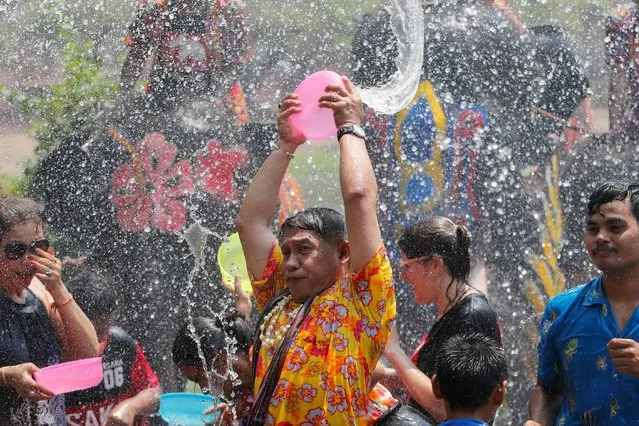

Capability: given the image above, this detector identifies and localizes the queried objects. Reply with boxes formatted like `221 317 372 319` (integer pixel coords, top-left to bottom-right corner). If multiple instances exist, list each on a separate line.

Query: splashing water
177 223 242 421
357 0 424 114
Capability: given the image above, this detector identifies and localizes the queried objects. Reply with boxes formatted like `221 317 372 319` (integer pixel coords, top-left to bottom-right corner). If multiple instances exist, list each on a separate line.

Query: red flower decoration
196 140 247 201
110 133 194 232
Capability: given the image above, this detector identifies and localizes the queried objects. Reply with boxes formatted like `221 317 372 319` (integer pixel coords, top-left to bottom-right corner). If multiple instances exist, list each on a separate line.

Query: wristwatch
337 124 366 141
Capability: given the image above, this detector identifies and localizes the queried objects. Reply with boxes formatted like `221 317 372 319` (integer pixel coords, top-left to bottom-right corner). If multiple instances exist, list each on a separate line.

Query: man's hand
277 94 306 151
383 320 402 358
234 275 252 320
104 401 137 426
204 402 228 423
1 363 54 400
318 76 364 129
608 338 639 377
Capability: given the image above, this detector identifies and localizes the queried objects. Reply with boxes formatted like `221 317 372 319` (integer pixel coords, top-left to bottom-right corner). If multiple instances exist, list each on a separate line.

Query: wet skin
280 228 344 303
585 199 639 275
0 221 43 297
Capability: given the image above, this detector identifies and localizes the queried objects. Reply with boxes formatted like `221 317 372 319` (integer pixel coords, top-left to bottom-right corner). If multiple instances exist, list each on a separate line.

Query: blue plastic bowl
159 393 217 425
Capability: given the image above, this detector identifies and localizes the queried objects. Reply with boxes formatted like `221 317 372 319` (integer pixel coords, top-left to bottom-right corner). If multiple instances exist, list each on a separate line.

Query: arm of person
527 297 565 425
609 62 630 131
119 6 161 93
235 95 305 281
29 248 99 360
0 363 55 400
605 11 631 132
104 385 163 426
383 322 445 422
526 380 562 425
218 0 249 75
319 77 380 272
234 275 253 321
105 341 162 425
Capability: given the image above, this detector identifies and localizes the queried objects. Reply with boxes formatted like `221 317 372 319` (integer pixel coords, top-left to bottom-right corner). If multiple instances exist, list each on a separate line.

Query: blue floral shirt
440 419 488 426
538 276 639 424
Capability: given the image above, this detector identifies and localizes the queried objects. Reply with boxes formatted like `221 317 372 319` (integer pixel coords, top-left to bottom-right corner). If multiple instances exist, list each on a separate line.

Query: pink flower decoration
110 133 194 232
196 140 247 201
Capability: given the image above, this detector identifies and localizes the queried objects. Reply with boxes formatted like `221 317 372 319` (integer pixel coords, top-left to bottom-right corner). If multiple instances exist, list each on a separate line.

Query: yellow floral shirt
251 243 396 425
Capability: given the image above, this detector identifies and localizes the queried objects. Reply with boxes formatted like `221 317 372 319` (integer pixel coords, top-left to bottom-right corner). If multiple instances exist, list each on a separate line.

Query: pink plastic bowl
291 70 345 141
33 357 103 395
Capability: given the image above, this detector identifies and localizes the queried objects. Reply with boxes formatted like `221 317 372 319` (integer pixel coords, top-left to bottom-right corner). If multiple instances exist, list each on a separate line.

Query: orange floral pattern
251 244 396 424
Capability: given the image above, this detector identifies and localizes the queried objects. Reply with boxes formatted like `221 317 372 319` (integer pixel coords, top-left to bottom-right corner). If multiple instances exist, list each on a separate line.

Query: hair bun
456 225 471 252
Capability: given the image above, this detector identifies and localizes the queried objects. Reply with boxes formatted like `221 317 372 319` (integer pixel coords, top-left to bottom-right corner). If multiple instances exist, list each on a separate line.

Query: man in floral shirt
236 77 396 424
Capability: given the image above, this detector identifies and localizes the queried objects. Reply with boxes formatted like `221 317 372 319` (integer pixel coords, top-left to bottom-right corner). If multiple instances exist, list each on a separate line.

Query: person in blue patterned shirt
526 181 639 425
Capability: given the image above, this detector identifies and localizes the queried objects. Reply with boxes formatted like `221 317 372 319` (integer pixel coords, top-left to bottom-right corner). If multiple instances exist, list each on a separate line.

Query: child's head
432 332 508 420
172 314 252 401
66 271 117 339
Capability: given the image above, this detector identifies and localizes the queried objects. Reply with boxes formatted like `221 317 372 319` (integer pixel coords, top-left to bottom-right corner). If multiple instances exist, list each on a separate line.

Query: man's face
0 221 43 292
584 198 639 274
280 228 343 303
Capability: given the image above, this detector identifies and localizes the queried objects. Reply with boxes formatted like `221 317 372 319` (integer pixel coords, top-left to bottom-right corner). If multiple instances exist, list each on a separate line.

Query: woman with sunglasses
383 216 502 423
0 197 99 425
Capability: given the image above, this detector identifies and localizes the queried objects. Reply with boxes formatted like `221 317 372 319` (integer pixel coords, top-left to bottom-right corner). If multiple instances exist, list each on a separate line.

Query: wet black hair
0 197 43 243
398 216 472 305
435 332 508 413
65 271 117 321
279 207 346 246
588 181 639 222
172 314 252 367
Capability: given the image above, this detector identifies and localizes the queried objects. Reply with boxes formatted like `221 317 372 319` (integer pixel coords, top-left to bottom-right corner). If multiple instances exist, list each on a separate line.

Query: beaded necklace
259 295 301 349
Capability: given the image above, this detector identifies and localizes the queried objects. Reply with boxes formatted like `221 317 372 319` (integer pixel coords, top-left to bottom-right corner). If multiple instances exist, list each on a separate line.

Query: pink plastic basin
33 357 103 395
290 70 345 141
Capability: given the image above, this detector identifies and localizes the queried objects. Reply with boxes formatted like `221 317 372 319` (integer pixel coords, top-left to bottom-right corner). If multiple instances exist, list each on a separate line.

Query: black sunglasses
4 238 50 260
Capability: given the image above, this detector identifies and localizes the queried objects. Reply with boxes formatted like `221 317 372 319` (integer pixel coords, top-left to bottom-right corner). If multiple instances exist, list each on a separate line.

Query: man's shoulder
544 278 598 322
547 285 584 308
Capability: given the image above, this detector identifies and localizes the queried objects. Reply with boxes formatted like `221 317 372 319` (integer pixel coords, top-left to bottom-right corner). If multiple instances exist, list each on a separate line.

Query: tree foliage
1 29 118 158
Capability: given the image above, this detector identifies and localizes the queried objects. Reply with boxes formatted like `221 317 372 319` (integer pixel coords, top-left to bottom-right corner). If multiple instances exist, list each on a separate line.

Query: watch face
352 125 366 138
338 125 366 140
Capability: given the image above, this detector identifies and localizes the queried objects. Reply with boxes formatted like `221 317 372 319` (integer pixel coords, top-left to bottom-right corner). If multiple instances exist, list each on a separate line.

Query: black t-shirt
409 293 501 417
0 289 65 425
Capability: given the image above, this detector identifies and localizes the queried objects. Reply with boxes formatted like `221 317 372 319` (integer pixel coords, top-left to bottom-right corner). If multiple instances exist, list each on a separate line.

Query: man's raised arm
320 77 381 272
236 94 306 279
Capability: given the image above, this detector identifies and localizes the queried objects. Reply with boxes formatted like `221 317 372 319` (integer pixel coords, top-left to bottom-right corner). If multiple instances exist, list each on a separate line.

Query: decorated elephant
29 0 304 390
351 0 591 421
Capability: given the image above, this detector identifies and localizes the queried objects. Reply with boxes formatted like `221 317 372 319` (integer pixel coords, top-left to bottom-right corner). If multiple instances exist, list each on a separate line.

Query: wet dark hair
279 207 346 246
435 332 508 413
587 181 639 222
0 197 43 243
172 314 252 367
65 271 117 321
398 216 472 305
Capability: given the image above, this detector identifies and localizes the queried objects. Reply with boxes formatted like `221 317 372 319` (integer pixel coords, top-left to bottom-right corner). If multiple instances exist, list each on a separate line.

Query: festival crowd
1 0 639 425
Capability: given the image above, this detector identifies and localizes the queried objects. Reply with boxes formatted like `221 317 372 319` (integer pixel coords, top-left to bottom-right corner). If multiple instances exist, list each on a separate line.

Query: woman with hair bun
383 216 502 423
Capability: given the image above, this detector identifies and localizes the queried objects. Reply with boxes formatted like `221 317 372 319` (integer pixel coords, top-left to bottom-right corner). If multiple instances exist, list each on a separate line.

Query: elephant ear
30 136 109 255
